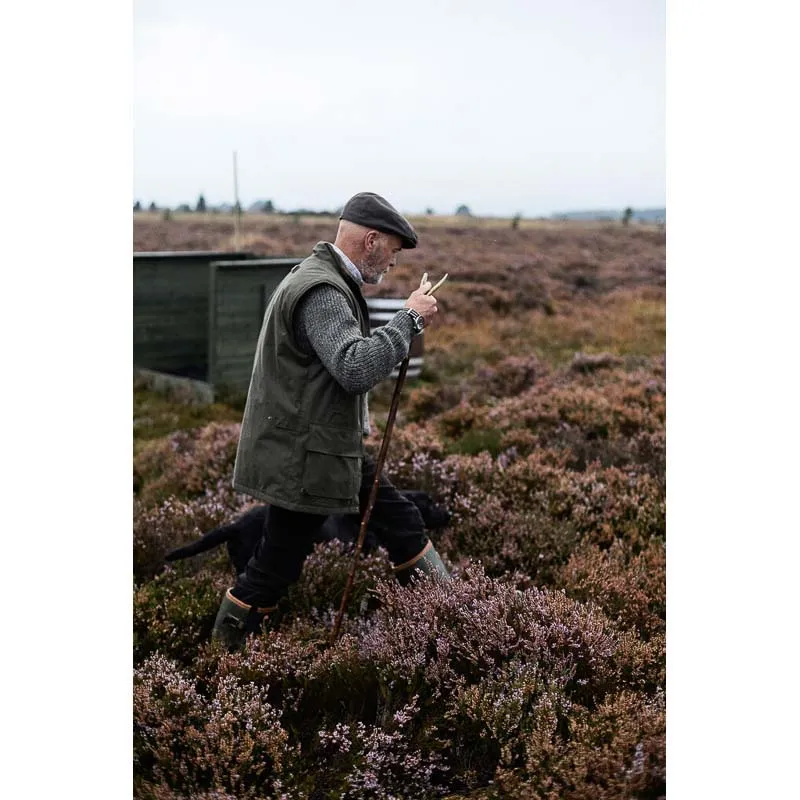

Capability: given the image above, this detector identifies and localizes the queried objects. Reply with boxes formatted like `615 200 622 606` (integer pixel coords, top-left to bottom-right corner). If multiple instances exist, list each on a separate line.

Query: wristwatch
405 308 425 334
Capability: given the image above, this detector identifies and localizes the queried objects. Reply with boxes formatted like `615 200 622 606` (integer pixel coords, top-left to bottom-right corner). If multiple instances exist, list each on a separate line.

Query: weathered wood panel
209 259 300 393
133 251 252 379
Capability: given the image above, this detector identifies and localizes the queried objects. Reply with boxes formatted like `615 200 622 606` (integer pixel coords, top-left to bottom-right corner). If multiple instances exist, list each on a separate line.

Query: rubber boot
211 589 277 651
393 541 451 587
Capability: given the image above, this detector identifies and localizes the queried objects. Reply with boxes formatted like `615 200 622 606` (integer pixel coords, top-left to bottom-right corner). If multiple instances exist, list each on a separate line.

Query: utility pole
233 150 242 250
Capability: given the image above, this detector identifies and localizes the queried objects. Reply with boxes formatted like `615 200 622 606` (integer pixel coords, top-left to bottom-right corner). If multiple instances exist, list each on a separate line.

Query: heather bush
134 655 293 798
395 359 667 478
284 540 393 620
316 696 449 799
555 539 666 640
445 663 572 787
134 564 229 664
436 400 484 441
470 354 544 400
499 455 665 548
134 789 247 800
476 370 664 452
611 631 666 696
569 350 624 374
134 422 241 507
438 495 580 584
182 566 665 795
404 383 464 423
375 423 451 499
448 426 506 458
190 630 322 758
354 565 617 711
407 450 664 555
133 490 247 581
444 281 514 314
493 689 666 799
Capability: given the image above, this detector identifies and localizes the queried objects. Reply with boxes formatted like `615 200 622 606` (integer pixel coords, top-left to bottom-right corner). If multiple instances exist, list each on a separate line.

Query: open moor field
133 214 666 799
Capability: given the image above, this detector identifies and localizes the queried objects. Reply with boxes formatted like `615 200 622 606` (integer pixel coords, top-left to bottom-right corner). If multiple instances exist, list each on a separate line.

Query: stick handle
426 273 448 296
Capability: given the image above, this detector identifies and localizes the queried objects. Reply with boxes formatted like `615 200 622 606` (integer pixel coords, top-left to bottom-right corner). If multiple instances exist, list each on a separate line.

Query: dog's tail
164 524 234 562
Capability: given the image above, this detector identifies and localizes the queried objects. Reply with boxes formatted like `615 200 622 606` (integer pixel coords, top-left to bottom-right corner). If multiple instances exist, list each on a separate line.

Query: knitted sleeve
294 284 414 395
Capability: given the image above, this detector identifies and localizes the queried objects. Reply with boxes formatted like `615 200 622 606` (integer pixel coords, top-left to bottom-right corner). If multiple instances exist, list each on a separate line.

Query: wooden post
233 150 241 250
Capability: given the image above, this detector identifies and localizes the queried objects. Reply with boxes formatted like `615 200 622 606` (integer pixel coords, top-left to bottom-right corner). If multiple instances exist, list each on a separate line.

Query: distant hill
551 208 665 222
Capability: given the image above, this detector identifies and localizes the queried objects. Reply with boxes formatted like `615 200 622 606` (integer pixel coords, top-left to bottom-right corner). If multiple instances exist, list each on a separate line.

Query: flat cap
339 192 418 249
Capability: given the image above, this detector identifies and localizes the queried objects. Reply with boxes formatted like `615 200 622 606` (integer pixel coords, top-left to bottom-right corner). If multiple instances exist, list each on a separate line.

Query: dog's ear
403 490 451 530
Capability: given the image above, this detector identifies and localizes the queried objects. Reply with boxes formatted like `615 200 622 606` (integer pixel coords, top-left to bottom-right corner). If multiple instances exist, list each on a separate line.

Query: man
212 192 449 649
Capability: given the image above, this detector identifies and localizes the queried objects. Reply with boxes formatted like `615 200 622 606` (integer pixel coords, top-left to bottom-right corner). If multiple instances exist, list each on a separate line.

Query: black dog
164 490 450 574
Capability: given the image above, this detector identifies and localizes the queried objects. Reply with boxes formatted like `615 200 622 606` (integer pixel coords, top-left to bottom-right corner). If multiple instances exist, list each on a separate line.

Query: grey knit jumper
294 285 415 434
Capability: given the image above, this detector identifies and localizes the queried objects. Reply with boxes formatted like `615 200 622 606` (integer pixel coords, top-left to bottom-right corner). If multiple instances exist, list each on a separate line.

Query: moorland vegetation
133 214 666 799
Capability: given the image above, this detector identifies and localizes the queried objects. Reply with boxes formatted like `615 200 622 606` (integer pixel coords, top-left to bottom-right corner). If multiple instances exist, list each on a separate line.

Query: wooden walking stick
329 272 448 645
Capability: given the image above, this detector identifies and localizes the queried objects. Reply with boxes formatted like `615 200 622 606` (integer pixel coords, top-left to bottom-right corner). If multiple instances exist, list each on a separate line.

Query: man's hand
404 282 439 320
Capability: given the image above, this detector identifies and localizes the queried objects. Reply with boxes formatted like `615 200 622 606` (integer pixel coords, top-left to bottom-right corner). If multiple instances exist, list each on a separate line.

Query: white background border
3 0 799 795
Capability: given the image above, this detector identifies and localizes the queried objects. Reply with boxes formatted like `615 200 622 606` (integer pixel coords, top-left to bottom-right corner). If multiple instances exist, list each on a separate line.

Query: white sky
134 0 665 216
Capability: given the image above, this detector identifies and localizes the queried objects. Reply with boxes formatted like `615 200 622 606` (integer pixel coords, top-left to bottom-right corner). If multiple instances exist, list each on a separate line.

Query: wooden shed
133 251 254 384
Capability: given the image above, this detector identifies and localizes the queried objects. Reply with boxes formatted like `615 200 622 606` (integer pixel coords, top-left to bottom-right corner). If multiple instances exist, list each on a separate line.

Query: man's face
359 232 403 285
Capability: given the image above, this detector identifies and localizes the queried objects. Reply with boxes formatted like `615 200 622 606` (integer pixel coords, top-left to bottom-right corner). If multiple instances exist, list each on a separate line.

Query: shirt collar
330 243 364 286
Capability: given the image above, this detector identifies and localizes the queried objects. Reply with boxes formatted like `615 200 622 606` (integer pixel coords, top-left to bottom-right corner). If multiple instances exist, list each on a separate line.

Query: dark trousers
230 454 429 608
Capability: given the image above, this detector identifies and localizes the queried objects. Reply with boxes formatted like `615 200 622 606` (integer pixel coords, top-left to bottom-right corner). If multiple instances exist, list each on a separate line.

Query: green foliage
447 426 504 457
134 564 229 663
134 384 242 447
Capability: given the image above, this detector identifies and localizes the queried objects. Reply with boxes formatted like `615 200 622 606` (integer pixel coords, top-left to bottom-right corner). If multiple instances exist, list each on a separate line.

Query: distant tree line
133 196 662 228
133 196 493 219
133 195 341 216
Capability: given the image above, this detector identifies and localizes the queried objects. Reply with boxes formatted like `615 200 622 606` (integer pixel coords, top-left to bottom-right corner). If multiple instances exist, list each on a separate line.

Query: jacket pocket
301 426 363 500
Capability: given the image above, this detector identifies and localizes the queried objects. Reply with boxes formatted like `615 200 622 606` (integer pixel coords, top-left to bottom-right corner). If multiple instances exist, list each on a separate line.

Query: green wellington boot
393 541 451 587
211 589 277 651
359 543 451 613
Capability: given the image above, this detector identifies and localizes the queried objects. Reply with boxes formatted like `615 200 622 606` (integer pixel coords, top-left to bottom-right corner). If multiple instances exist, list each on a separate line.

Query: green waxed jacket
232 242 370 515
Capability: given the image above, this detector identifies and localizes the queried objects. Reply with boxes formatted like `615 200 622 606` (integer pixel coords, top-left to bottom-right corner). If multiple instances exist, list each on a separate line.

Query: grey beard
356 257 385 285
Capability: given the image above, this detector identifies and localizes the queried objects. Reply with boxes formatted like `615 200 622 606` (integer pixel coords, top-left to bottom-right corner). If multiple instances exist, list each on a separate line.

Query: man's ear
364 229 380 251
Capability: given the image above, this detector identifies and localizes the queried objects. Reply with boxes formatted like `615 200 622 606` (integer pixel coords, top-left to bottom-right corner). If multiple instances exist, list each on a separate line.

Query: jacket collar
312 241 364 295
329 244 364 286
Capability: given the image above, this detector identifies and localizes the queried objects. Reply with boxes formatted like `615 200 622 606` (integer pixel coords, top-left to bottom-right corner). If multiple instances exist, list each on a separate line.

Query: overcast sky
133 0 664 217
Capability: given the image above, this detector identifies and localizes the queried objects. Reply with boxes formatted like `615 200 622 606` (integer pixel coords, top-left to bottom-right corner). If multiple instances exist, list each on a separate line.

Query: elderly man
212 192 449 648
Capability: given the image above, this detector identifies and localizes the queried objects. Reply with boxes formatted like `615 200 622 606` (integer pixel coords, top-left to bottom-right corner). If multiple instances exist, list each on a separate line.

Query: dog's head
402 490 451 530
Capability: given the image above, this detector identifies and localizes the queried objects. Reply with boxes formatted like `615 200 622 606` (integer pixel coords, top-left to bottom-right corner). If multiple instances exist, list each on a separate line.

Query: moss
447 427 505 458
134 387 242 448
